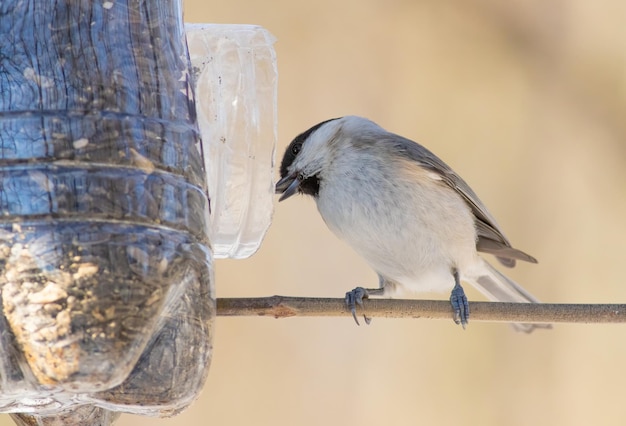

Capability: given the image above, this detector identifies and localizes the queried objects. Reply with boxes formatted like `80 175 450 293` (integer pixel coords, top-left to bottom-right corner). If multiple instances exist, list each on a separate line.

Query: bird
275 116 549 332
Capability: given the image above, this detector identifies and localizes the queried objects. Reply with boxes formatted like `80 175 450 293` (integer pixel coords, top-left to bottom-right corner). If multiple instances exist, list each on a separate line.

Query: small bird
275 116 548 332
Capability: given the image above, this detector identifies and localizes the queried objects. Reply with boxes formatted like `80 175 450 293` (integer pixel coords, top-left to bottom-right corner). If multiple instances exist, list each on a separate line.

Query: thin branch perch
217 296 626 324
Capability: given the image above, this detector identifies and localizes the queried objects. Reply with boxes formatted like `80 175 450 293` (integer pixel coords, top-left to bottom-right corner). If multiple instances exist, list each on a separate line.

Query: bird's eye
291 143 302 156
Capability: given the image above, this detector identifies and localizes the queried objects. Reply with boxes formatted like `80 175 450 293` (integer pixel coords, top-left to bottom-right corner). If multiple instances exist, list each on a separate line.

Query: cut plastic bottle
187 24 277 259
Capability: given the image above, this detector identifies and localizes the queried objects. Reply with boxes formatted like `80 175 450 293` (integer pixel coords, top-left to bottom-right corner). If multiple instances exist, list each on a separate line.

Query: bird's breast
315 159 478 293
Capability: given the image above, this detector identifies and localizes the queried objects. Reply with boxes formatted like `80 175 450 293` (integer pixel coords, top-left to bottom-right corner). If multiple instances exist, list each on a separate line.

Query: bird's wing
385 134 537 267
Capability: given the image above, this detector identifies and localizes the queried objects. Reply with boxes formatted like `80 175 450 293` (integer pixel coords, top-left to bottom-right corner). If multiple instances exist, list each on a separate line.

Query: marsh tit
275 116 548 332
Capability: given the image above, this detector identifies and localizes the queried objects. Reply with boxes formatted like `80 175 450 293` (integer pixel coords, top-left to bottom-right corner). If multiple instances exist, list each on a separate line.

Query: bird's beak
275 173 301 202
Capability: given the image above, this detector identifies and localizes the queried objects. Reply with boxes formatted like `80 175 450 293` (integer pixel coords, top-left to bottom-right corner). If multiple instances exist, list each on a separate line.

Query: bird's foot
345 287 374 326
450 281 470 329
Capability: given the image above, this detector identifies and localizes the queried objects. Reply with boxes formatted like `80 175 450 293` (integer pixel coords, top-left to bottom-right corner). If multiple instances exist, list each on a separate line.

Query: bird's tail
465 258 551 333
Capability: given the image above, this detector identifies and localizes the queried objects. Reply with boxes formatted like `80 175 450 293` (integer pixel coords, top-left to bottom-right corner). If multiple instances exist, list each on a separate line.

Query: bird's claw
450 282 470 329
345 287 371 326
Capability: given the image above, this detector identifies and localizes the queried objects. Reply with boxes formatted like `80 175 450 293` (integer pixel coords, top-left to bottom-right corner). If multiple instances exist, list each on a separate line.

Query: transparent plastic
187 24 278 259
0 1 214 424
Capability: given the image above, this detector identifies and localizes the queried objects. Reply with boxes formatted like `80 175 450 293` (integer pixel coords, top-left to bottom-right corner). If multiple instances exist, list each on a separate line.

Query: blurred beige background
7 0 626 425
140 1 626 426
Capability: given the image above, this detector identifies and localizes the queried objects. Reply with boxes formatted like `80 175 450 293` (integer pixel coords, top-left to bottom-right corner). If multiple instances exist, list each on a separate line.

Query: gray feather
370 130 536 267
467 258 551 332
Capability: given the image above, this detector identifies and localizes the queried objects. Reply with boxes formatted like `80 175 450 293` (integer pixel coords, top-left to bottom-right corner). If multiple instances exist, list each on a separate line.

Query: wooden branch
217 296 626 325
